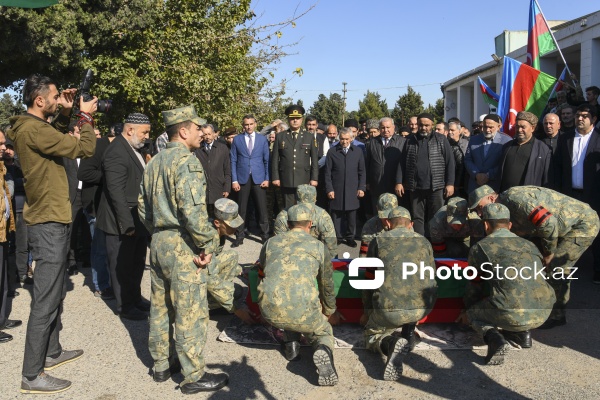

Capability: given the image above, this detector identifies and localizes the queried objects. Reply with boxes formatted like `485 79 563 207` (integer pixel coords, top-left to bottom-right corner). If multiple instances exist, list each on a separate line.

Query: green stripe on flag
0 0 58 8
538 31 557 56
525 70 556 116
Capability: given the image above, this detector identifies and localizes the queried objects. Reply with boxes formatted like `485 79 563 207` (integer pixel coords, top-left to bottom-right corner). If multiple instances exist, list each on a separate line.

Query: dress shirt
572 127 594 189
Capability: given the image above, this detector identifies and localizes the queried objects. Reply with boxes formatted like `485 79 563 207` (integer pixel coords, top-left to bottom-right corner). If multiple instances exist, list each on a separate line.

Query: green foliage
391 85 424 126
0 93 25 129
356 91 388 121
423 98 445 122
308 93 345 126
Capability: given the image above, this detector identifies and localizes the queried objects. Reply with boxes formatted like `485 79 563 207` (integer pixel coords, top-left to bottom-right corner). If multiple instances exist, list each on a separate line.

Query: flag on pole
0 0 57 7
526 0 558 70
497 57 557 136
549 67 567 98
477 76 499 107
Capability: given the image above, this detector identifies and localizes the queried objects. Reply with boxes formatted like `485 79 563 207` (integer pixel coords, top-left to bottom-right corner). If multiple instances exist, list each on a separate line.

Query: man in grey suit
464 114 512 194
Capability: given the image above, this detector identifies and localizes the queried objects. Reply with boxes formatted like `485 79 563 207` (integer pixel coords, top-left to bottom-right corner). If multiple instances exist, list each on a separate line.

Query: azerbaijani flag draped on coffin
526 0 557 70
477 76 499 107
0 0 57 7
497 57 556 136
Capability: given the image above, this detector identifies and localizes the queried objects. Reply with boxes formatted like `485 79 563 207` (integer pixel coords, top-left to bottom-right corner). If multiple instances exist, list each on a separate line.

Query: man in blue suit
464 114 512 194
230 115 270 247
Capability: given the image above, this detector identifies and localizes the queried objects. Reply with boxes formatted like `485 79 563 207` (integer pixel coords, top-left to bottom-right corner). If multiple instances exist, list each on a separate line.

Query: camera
79 69 112 113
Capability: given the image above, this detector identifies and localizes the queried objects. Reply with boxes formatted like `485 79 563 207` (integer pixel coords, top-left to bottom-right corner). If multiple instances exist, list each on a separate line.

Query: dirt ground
1 236 600 399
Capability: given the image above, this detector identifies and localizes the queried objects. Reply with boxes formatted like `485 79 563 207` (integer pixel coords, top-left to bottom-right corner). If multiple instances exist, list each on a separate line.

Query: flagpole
534 0 572 76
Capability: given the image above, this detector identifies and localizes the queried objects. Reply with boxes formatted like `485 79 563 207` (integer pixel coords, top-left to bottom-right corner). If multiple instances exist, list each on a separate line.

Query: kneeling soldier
359 193 398 257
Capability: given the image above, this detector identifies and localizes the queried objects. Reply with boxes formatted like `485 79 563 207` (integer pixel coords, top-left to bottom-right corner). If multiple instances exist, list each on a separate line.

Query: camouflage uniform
364 207 438 354
497 186 600 321
465 204 556 336
359 193 397 257
273 185 337 260
258 204 337 350
429 197 484 258
138 106 236 385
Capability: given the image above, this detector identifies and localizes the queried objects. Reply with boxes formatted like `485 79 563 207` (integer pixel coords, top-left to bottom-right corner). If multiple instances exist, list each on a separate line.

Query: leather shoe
283 341 301 361
136 298 151 312
180 372 229 394
502 330 532 348
538 317 566 330
231 237 244 248
0 331 13 343
8 290 19 297
2 319 22 330
345 239 357 248
119 308 148 321
153 359 181 382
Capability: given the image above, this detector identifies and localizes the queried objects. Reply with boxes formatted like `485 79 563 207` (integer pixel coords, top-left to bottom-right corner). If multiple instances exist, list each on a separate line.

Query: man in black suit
195 124 231 218
96 113 151 320
558 104 600 285
305 116 329 209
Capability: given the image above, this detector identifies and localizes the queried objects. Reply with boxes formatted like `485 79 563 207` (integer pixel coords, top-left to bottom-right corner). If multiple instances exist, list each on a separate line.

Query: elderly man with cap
273 184 337 260
395 112 455 237
464 114 512 193
468 184 600 329
366 118 380 140
498 111 551 192
258 204 342 386
362 206 437 381
359 193 397 258
428 197 483 259
139 105 239 393
457 203 556 365
271 105 319 209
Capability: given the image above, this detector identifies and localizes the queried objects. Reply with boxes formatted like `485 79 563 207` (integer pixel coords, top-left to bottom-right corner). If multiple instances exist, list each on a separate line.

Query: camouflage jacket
428 206 484 254
465 228 556 315
498 186 597 255
258 229 336 322
138 142 215 253
365 226 438 313
359 216 385 257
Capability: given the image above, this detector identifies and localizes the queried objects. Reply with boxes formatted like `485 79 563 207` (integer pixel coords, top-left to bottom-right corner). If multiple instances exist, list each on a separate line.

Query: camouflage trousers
364 308 430 354
467 297 553 338
207 249 246 310
263 311 335 351
148 230 235 385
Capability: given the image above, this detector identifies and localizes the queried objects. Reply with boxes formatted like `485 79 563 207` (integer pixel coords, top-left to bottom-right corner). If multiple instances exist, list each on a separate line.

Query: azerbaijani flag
0 0 57 7
526 0 557 70
477 76 499 107
497 57 556 136
549 67 567 98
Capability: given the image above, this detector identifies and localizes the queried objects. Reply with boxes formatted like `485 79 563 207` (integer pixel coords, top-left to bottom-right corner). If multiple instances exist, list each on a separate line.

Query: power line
290 82 442 93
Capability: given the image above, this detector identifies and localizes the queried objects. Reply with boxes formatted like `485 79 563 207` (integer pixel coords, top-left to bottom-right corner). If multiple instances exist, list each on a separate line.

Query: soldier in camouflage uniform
469 185 600 328
363 206 438 381
460 203 556 365
428 197 484 258
273 184 337 260
258 204 342 386
138 105 235 394
359 193 397 257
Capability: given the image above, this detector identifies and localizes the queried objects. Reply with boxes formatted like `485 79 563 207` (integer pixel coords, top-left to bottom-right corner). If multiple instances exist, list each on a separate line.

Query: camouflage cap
387 206 411 220
446 197 468 225
468 185 496 210
482 203 510 220
377 193 398 218
162 105 207 128
214 198 244 229
296 184 317 204
287 203 312 222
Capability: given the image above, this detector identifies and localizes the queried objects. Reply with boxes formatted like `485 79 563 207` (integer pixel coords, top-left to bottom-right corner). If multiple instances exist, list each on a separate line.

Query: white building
442 10 600 124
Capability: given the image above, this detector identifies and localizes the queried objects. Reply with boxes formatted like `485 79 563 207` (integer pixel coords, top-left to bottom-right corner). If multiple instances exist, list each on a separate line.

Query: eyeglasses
575 113 592 119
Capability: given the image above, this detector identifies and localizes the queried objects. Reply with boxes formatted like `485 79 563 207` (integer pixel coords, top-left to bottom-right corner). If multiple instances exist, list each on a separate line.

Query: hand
395 183 404 197
475 173 489 186
234 307 258 325
357 190 364 198
232 182 241 192
309 180 318 187
57 88 77 114
78 94 98 115
359 313 369 326
272 180 280 187
542 253 554 267
327 310 345 326
223 192 229 198
327 192 335 200
260 180 269 188
444 185 454 198
455 310 469 325
193 252 213 272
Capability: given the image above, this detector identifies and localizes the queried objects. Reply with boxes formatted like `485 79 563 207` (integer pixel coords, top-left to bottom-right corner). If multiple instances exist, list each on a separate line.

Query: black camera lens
97 99 112 113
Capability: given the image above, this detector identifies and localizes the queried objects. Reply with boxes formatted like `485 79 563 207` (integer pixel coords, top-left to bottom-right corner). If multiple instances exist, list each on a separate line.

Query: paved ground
1 234 600 399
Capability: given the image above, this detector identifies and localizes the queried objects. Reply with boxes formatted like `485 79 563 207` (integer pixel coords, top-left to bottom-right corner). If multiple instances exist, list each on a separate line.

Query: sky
249 0 599 112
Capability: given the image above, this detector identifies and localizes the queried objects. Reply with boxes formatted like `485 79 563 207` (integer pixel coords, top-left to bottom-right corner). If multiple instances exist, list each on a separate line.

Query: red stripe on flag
505 65 541 135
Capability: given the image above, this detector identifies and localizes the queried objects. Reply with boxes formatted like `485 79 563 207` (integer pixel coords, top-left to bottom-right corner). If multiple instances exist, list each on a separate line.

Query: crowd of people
0 73 599 394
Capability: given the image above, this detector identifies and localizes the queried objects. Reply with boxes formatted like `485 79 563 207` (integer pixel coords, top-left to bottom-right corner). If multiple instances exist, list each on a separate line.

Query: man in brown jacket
7 74 97 394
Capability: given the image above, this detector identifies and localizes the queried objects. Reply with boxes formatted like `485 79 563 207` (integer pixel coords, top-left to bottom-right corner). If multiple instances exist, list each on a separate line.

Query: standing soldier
362 206 438 381
271 105 319 209
469 185 600 329
139 105 237 394
458 203 556 365
258 204 342 386
359 193 398 257
273 185 337 260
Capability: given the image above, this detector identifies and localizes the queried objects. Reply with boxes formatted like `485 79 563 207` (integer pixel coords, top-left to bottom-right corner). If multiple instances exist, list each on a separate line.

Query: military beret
446 197 468 225
296 184 317 204
214 198 244 229
482 203 510 220
285 105 305 118
483 114 502 124
387 206 411 220
287 203 312 222
162 105 206 128
124 113 151 125
366 119 379 130
376 193 398 218
468 185 496 210
344 119 359 129
417 112 435 122
516 111 538 127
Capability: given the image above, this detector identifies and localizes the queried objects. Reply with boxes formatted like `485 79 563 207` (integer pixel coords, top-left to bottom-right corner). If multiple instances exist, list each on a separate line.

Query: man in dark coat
325 128 366 247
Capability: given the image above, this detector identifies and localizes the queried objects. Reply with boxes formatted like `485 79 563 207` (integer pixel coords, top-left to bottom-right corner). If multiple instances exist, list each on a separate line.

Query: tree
308 93 345 126
423 98 445 122
0 93 24 129
357 91 388 121
391 85 424 126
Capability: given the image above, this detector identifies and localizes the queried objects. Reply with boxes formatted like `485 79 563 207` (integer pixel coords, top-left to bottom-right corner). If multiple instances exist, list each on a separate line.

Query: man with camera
7 74 97 394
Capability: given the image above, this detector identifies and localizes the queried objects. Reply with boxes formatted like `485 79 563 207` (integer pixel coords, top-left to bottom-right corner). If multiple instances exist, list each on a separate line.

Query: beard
130 133 145 149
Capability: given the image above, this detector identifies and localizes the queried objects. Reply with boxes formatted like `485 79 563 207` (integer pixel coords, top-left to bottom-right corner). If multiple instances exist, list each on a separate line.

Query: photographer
7 74 97 394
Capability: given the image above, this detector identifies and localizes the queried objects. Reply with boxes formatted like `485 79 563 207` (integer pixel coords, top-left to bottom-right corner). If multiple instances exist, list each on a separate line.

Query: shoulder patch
188 164 203 173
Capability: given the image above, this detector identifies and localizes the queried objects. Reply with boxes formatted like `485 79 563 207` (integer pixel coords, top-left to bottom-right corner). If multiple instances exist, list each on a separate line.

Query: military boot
502 330 532 348
484 328 510 365
401 323 420 352
312 345 338 386
283 341 301 361
381 335 410 381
